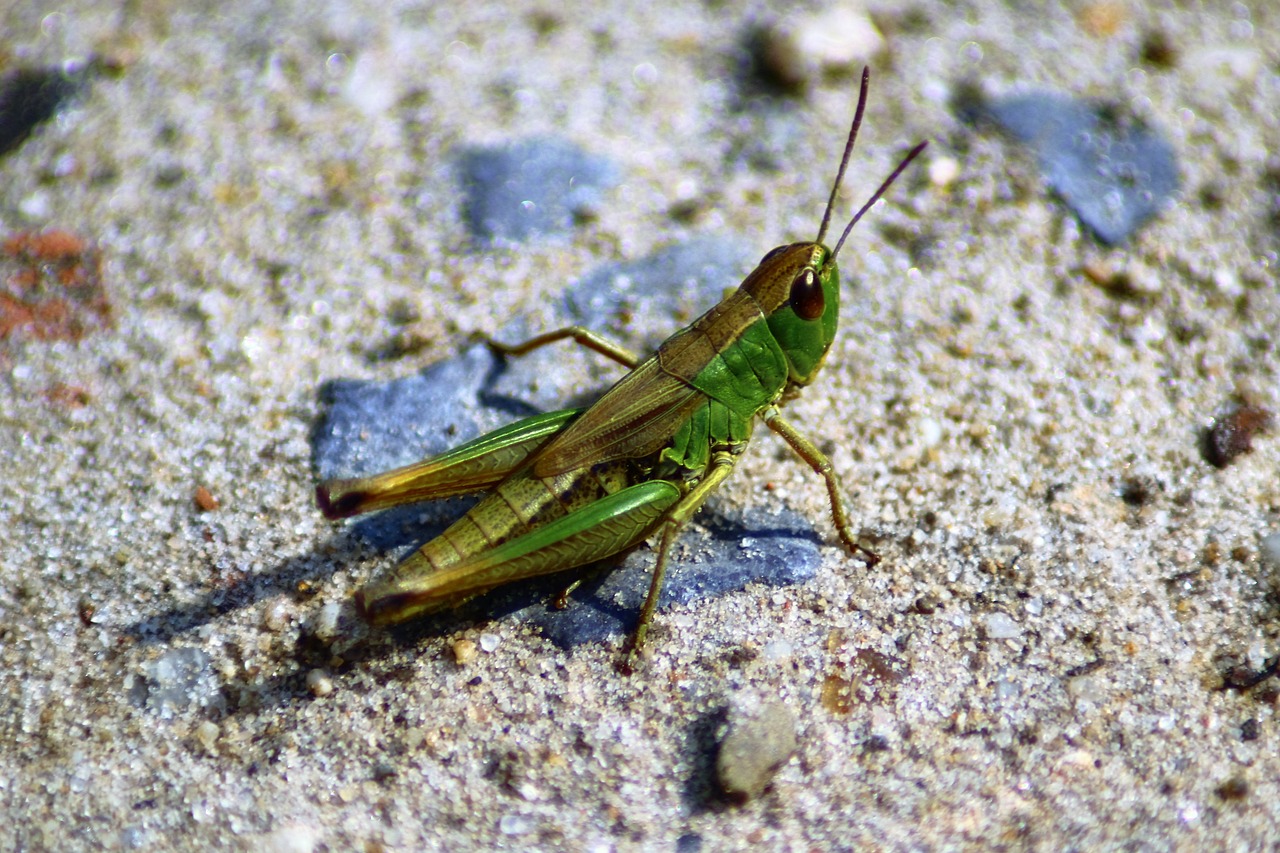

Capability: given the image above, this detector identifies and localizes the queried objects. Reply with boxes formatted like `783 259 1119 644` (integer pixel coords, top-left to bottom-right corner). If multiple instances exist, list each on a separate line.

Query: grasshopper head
741 241 840 387
741 67 927 390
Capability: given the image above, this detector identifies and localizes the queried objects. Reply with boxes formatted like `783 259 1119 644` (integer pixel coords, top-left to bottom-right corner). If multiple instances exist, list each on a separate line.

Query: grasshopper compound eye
788 267 824 320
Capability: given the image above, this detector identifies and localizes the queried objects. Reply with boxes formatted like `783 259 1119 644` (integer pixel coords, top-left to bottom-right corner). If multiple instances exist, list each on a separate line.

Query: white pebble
19 190 52 220
763 639 794 661
261 823 319 853
342 53 399 117
928 155 960 188
916 416 943 448
498 814 533 835
312 602 343 642
306 669 334 697
262 598 291 632
717 699 797 801
983 611 1022 639
757 4 883 89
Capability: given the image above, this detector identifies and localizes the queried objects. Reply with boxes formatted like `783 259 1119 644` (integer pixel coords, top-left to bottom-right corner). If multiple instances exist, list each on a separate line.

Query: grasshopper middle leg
625 452 739 661
485 326 641 369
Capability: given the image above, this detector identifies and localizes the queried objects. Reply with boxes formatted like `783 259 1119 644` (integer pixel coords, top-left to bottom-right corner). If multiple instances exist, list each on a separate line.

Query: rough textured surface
2 1 1279 850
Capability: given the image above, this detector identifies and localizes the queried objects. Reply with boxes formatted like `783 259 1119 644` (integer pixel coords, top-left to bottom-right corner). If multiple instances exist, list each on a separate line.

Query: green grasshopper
317 68 926 658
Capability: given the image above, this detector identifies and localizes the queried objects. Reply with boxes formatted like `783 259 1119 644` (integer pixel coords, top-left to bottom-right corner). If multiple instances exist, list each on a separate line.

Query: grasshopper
317 68 926 658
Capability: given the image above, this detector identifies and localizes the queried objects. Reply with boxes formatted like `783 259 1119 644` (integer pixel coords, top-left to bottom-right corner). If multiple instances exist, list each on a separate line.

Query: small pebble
452 638 479 665
762 639 794 661
1241 718 1260 742
928 155 960 189
755 4 883 91
916 416 943 448
341 52 399 117
1066 673 1103 703
194 720 219 752
498 813 533 836
1246 639 1269 672
312 602 344 643
262 597 291 632
716 699 798 802
1077 0 1128 38
1213 266 1243 298
136 647 220 717
18 190 52 220
77 597 97 626
306 669 334 697
478 633 501 653
1203 404 1272 468
261 823 319 853
1185 46 1263 89
983 611 1022 639
193 485 219 512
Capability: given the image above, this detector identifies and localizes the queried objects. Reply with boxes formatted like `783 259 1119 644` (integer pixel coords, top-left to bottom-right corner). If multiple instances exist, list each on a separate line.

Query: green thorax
656 241 840 414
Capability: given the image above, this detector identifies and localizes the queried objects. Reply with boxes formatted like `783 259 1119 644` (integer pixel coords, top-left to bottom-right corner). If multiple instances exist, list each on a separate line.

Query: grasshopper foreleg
763 408 880 567
484 326 641 369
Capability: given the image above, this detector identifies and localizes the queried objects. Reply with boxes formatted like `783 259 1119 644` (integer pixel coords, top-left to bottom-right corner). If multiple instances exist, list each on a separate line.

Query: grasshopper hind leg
621 452 740 668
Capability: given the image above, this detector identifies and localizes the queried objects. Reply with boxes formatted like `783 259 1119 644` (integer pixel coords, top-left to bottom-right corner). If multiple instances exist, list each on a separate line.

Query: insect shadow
679 704 732 815
120 487 822 719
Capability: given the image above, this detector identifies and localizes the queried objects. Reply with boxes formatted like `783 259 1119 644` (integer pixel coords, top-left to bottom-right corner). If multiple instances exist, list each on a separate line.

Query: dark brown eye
789 268 824 320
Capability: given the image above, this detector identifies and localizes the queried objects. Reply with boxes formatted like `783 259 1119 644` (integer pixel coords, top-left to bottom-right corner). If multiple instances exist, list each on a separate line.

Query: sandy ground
2 1 1278 850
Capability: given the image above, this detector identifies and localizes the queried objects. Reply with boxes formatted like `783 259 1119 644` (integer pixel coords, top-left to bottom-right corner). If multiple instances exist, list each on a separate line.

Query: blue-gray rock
312 344 506 550
455 137 617 245
313 344 499 481
983 92 1179 245
563 235 755 337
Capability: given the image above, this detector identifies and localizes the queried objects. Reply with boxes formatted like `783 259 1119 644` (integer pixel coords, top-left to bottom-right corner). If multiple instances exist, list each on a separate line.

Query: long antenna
814 67 871 248
830 139 928 262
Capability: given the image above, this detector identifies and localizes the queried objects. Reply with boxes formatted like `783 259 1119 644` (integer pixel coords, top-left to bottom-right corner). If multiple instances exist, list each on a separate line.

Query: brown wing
532 356 706 477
